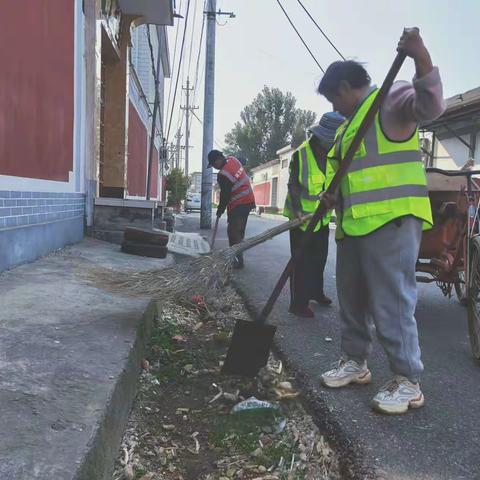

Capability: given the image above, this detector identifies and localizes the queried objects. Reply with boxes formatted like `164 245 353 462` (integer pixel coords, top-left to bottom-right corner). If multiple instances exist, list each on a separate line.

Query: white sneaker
321 358 372 388
371 376 425 414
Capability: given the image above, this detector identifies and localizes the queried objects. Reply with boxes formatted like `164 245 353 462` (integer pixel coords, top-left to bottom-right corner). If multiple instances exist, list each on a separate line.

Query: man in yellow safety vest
317 28 445 414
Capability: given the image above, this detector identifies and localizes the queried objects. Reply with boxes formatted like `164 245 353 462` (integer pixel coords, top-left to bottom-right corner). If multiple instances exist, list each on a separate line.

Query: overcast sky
165 0 480 174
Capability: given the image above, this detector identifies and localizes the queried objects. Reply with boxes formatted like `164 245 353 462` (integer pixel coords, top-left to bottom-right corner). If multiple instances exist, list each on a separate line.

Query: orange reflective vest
218 156 255 213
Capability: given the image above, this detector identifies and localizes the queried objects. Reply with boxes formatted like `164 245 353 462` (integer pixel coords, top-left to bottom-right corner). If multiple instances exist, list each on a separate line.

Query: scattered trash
112 288 340 480
172 335 187 343
274 385 300 400
193 321 203 331
122 464 134 480
231 397 279 414
161 424 176 431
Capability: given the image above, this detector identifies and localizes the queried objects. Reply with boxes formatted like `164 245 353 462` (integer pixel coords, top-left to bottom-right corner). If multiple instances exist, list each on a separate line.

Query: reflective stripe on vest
231 186 254 203
283 139 333 231
338 88 432 237
219 156 255 212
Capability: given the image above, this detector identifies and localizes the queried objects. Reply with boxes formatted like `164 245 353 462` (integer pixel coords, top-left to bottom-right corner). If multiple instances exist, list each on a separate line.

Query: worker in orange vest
208 150 256 268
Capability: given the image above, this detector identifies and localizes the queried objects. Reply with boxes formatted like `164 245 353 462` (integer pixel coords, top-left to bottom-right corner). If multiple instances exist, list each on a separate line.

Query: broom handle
258 51 407 323
210 216 220 249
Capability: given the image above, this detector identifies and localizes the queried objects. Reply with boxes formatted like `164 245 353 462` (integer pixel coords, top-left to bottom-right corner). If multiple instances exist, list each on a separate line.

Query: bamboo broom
85 214 313 300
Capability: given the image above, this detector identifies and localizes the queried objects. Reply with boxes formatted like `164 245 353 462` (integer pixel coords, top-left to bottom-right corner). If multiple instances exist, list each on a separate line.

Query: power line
192 110 224 150
166 0 192 142
274 0 324 73
192 4 206 105
296 0 345 60
187 0 199 74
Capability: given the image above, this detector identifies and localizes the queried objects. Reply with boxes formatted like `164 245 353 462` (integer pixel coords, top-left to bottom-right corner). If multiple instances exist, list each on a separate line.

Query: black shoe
313 294 332 306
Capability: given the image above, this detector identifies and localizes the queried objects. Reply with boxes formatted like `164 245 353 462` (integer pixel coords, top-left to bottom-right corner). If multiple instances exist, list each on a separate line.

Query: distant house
422 87 480 169
250 145 294 213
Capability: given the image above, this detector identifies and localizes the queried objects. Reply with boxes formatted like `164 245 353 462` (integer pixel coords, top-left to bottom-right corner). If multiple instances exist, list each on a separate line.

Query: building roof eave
119 0 174 26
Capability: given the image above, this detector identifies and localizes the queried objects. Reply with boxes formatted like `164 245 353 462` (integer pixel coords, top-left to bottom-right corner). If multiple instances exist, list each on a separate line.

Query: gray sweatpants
336 216 423 381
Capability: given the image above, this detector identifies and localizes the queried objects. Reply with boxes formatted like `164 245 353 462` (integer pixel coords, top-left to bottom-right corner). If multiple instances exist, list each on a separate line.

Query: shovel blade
222 319 277 377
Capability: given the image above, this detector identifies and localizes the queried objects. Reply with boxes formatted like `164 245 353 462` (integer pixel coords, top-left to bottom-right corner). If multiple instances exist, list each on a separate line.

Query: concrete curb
231 279 379 480
74 300 158 480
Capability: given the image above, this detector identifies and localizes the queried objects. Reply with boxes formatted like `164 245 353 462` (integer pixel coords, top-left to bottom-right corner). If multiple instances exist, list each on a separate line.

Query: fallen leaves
112 288 340 480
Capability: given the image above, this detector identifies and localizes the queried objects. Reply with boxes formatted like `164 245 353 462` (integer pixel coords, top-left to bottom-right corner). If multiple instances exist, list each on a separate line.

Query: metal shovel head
222 319 277 377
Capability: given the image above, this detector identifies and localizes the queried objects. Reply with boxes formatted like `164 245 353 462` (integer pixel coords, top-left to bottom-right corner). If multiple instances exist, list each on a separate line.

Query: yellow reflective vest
329 88 432 240
283 139 335 231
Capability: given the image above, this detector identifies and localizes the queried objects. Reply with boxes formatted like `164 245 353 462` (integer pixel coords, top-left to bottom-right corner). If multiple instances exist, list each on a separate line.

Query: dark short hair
208 149 223 164
317 60 371 96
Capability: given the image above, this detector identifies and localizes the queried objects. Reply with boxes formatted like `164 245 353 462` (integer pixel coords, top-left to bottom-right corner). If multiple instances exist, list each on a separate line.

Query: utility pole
200 0 235 229
181 77 198 177
175 129 183 169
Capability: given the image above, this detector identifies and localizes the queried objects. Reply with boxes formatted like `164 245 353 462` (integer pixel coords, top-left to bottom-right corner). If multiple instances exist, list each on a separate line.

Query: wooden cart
417 168 480 359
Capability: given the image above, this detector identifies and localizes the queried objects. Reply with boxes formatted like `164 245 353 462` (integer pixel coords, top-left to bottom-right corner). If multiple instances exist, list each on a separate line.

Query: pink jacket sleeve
379 67 446 141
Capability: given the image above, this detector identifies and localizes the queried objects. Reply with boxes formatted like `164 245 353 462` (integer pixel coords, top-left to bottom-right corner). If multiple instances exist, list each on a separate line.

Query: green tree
224 87 317 170
165 168 190 208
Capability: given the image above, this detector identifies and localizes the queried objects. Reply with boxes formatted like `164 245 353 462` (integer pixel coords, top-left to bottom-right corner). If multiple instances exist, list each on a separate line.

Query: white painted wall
434 133 479 170
277 148 293 212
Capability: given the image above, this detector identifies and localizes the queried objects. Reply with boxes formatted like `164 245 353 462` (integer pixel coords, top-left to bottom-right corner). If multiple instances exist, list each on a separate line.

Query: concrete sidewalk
0 238 173 480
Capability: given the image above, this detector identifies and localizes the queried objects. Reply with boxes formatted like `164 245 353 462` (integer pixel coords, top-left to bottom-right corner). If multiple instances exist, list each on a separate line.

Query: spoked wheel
467 237 480 360
455 271 468 306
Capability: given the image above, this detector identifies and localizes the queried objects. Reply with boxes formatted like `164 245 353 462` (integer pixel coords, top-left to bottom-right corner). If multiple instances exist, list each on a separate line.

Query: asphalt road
179 213 480 480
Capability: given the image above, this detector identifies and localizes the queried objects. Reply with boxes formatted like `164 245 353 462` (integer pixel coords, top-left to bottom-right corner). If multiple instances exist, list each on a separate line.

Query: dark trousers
289 225 330 309
227 208 252 265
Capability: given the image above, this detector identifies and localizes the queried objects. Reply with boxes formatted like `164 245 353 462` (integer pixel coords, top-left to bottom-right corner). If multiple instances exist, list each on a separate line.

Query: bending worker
208 150 256 268
318 28 445 414
284 112 345 318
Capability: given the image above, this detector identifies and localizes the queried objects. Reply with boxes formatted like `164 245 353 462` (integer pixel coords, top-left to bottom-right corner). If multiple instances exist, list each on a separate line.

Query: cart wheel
455 271 468 306
467 237 480 360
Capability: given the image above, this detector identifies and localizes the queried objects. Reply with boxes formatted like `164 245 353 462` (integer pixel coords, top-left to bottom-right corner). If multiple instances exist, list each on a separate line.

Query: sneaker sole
371 393 425 415
321 370 372 388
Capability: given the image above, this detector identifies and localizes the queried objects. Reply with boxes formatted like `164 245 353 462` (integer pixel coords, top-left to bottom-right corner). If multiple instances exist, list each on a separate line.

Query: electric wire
166 0 192 142
274 0 324 72
192 110 225 150
187 0 199 75
296 0 345 60
191 3 206 106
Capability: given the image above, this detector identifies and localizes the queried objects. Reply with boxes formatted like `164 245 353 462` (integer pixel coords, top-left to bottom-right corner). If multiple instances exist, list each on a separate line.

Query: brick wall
0 191 84 230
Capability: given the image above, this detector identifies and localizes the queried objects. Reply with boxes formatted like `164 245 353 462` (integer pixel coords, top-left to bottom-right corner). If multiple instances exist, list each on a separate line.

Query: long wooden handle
258 51 407 324
210 216 220 249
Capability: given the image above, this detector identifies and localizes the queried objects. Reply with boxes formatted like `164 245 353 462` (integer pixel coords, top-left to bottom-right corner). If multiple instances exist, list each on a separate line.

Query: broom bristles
84 215 312 300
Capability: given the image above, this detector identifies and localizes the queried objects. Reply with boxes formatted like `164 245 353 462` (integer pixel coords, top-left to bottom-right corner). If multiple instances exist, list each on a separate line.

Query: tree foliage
165 168 190 208
224 87 317 170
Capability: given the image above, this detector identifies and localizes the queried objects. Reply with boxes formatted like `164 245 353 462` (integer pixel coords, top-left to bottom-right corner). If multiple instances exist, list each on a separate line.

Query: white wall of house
434 133 479 170
277 146 293 212
251 161 278 208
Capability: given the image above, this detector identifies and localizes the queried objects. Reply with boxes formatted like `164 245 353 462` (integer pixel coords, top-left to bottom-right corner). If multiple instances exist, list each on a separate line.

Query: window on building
281 159 288 168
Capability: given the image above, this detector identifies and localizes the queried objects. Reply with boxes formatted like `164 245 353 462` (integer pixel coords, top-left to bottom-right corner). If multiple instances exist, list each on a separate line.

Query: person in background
208 150 256 268
283 112 345 318
318 28 445 414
